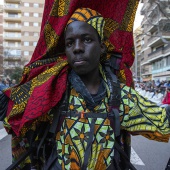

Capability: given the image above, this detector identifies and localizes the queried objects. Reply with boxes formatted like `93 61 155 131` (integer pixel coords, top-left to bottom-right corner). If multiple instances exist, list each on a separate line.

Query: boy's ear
100 42 106 54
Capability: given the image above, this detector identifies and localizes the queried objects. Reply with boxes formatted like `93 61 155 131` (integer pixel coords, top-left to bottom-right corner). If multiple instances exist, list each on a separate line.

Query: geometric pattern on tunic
10 82 170 169
55 84 170 169
56 86 115 170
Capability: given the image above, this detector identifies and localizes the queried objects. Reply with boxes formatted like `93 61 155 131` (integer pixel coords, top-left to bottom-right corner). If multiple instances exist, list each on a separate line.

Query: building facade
133 26 143 81
3 0 44 76
0 5 3 77
140 0 170 81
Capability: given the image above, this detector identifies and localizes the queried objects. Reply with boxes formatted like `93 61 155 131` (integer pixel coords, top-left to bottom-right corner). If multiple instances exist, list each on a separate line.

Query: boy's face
65 21 105 75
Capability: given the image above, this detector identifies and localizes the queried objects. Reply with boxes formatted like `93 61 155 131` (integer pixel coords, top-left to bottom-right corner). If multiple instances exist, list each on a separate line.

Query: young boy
1 4 170 170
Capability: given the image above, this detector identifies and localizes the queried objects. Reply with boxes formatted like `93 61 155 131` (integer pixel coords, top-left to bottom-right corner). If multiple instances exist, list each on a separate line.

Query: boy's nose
73 40 84 54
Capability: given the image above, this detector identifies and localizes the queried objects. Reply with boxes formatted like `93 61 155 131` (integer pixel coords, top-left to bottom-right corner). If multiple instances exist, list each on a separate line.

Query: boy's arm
120 85 170 142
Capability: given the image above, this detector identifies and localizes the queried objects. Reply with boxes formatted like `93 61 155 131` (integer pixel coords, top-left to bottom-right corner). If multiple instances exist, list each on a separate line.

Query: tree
10 67 23 84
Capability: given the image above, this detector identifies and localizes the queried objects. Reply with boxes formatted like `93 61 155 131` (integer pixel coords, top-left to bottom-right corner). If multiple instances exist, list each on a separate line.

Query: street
0 121 169 170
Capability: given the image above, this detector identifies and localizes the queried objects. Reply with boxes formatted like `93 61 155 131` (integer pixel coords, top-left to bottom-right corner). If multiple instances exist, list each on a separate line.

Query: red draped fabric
4 0 139 136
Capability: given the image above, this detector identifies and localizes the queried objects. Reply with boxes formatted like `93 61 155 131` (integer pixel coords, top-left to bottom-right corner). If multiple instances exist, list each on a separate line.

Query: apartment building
133 26 143 81
0 5 3 77
3 0 44 76
20 0 44 65
140 0 170 81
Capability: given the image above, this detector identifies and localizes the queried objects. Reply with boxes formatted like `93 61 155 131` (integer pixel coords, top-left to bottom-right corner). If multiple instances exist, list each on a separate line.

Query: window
24 22 29 26
33 22 39 27
24 12 29 17
8 61 15 66
8 42 15 47
8 13 18 18
24 32 29 36
24 3 29 7
33 32 39 36
8 23 15 28
7 42 21 48
33 3 39 8
5 32 21 37
16 42 21 47
168 56 170 66
24 42 29 46
33 13 39 17
24 51 29 56
10 50 21 56
3 42 8 47
162 58 166 67
141 39 144 46
33 42 37 46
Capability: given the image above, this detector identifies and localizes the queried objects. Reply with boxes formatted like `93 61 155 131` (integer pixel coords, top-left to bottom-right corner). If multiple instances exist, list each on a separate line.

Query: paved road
132 136 170 170
0 122 12 170
0 121 169 170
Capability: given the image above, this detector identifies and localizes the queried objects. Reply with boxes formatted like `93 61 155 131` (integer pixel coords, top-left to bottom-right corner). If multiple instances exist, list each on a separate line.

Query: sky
134 2 144 30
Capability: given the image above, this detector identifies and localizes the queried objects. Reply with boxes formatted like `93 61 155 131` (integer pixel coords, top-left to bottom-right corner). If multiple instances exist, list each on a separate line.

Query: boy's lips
74 60 87 66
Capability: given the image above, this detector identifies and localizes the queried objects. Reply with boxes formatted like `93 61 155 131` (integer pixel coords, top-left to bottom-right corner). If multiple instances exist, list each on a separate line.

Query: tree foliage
10 67 23 84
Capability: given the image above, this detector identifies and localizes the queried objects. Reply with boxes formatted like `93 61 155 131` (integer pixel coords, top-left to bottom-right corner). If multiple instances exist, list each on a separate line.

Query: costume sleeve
119 85 170 142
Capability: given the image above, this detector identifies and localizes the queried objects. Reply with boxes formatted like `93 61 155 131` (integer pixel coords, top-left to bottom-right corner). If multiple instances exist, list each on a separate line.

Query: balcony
4 55 21 61
3 44 21 49
5 0 20 3
147 32 170 47
147 35 159 46
3 45 21 51
140 3 148 15
141 60 150 66
152 65 170 74
148 44 170 62
4 35 21 41
4 13 21 22
4 24 21 31
146 16 168 32
146 23 157 33
3 61 21 69
4 3 21 12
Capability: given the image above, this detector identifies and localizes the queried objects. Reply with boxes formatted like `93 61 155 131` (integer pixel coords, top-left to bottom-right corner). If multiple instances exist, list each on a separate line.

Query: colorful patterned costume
0 0 169 170
54 68 169 170
5 67 169 169
3 0 139 136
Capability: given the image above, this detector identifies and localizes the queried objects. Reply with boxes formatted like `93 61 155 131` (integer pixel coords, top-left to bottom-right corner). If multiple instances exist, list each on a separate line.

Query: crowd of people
0 78 16 94
135 80 170 107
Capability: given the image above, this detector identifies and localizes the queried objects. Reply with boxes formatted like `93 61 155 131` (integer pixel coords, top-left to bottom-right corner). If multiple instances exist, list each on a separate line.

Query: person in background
5 78 10 88
155 79 161 87
10 79 17 87
0 79 9 94
150 88 164 106
161 87 170 107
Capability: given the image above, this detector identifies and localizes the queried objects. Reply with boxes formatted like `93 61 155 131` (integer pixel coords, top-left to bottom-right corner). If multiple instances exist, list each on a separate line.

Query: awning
142 77 152 81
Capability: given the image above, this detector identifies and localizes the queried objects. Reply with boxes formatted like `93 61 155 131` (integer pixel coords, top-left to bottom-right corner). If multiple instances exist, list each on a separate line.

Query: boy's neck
79 69 101 95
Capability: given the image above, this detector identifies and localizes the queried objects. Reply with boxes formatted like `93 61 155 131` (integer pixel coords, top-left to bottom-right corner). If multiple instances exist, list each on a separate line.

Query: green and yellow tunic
8 69 170 170
55 83 169 170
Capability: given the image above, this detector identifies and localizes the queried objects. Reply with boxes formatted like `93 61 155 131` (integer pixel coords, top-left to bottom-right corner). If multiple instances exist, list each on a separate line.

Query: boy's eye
66 41 73 47
84 38 92 43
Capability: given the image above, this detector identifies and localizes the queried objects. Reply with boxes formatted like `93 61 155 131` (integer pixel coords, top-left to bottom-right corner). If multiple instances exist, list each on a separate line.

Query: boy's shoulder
120 83 137 95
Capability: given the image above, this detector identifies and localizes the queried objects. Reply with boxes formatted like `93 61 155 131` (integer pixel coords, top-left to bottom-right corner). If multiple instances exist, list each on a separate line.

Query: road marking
0 128 8 140
131 147 145 166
